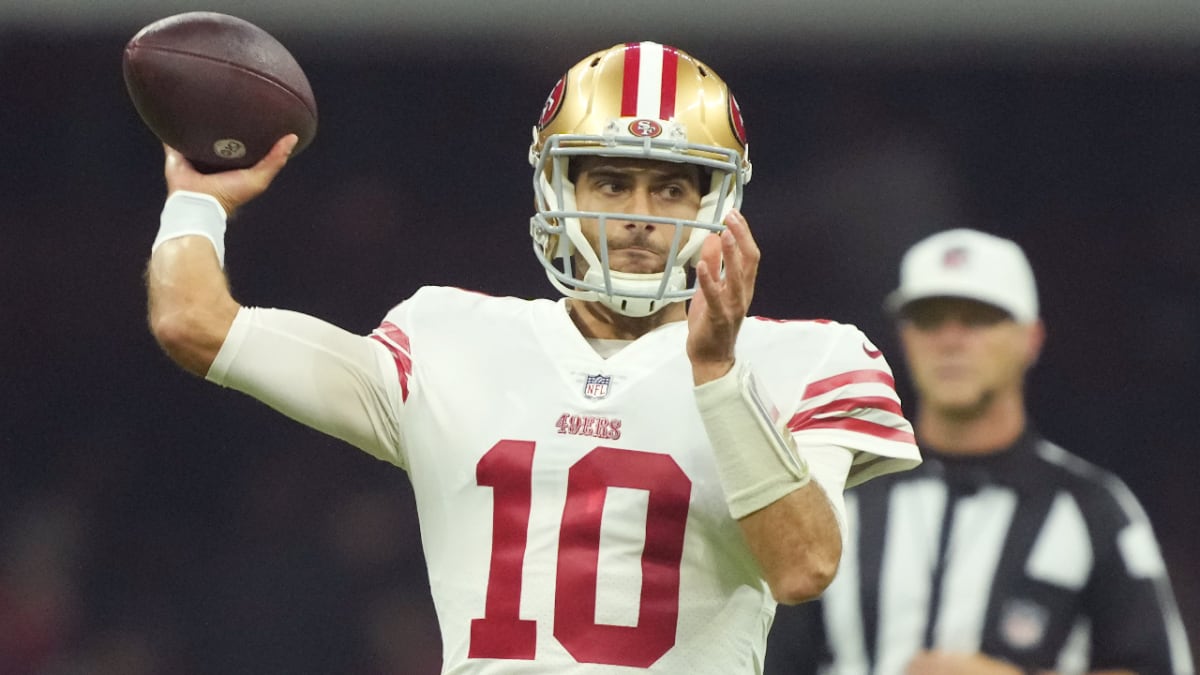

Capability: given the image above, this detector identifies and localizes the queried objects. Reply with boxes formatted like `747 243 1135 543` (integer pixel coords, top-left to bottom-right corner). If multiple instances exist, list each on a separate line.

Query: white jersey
209 286 919 674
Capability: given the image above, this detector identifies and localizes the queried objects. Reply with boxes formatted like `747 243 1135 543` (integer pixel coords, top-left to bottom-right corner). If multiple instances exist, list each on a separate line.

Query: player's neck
916 392 1027 457
566 298 686 340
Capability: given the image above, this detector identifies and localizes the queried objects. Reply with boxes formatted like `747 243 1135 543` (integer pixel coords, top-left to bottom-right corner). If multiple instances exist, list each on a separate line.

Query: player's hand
687 209 759 385
905 650 1027 675
163 134 298 216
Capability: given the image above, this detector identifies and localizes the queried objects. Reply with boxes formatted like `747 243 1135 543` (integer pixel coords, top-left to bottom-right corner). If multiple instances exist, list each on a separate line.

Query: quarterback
145 42 921 673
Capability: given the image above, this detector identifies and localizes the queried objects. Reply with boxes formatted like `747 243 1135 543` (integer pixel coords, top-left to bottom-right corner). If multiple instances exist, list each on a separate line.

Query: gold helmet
529 41 752 317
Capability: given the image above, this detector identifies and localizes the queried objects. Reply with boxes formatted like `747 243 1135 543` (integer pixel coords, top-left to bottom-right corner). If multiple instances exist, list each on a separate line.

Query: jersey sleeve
785 325 920 488
206 306 407 468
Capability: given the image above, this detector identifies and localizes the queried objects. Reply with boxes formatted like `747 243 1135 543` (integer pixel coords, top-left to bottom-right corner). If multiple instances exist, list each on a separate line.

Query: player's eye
657 181 696 200
587 174 628 194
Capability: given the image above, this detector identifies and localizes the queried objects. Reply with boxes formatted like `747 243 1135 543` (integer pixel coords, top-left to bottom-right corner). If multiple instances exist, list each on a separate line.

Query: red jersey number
469 440 692 667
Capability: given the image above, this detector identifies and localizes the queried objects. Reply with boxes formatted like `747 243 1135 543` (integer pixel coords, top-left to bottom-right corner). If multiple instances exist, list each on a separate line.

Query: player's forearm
694 362 845 603
739 482 841 605
146 235 239 376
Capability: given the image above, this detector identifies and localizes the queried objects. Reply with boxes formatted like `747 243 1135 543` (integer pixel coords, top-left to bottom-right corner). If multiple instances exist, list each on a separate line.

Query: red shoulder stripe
790 369 912 443
370 321 411 402
803 369 896 399
787 396 905 432
795 417 916 444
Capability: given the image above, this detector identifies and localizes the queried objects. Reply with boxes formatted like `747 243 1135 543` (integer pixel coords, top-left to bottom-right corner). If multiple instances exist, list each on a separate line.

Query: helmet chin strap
582 266 690 318
695 185 733 240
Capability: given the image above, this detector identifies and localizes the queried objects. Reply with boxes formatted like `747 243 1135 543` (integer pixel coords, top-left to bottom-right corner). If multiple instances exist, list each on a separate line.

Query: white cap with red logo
885 228 1039 323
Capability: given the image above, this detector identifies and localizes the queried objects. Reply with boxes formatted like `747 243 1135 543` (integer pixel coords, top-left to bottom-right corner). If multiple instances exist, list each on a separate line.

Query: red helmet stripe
659 46 678 120
621 42 641 117
620 42 678 120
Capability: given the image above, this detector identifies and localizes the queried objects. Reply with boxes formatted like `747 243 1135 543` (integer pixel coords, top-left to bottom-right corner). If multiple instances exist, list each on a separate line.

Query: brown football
122 12 318 173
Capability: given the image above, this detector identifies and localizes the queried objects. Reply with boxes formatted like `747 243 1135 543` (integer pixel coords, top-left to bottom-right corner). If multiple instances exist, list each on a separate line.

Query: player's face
898 297 1042 418
571 157 703 275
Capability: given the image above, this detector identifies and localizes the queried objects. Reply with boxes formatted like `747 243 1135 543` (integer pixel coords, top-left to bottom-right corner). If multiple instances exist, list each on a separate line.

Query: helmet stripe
620 42 677 121
635 42 665 118
659 46 678 120
621 42 641 117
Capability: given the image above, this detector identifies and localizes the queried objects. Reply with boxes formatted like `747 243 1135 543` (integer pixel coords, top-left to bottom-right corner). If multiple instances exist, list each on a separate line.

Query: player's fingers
694 258 724 314
274 134 300 160
162 143 202 194
720 228 741 289
255 134 299 173
163 143 187 172
719 224 756 315
724 210 758 306
695 236 725 306
240 134 299 195
726 210 761 275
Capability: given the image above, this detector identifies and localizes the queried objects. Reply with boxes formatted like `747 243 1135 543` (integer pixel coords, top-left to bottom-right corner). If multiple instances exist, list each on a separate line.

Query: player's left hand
905 650 1027 675
687 209 759 385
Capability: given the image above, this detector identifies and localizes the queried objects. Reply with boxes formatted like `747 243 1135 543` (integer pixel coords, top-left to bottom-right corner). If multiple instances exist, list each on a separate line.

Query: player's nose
621 189 657 229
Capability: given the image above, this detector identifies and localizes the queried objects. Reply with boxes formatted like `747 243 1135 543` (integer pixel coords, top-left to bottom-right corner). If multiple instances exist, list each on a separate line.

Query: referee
766 229 1193 675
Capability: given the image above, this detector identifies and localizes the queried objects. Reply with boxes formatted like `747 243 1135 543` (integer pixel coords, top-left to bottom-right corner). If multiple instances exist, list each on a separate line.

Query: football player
145 42 920 673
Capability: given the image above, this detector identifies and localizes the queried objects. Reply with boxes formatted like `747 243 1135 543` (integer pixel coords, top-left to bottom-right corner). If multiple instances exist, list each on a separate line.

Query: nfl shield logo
584 374 611 399
999 598 1048 650
942 246 969 268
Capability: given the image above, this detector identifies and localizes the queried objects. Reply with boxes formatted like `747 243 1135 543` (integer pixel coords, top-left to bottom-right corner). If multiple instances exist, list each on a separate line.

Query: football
123 12 318 172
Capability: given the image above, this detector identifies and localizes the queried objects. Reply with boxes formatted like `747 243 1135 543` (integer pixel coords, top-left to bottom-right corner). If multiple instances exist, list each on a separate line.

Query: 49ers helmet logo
538 75 567 130
628 118 663 138
728 94 747 147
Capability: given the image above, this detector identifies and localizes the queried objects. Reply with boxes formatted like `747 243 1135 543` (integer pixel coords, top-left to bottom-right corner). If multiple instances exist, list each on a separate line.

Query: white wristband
695 360 810 519
153 190 228 267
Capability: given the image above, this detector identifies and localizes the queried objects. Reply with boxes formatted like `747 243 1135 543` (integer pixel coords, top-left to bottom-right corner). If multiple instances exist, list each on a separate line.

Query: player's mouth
608 246 666 270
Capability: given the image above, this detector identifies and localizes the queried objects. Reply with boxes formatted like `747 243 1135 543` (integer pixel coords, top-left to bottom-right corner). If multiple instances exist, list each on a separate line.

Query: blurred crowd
1 31 1196 674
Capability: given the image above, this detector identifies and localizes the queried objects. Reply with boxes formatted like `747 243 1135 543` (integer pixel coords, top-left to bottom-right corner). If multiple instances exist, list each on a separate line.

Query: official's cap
885 228 1038 323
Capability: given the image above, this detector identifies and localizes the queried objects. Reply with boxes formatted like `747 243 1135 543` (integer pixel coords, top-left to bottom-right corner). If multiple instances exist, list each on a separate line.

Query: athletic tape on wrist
695 360 810 519
153 190 228 267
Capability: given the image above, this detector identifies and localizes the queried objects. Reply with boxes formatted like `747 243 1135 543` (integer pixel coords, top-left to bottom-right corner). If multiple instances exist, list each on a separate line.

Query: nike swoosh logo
863 343 883 359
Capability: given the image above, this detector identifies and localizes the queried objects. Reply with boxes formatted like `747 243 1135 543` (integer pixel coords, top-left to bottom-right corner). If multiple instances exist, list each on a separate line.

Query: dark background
1 3 1197 672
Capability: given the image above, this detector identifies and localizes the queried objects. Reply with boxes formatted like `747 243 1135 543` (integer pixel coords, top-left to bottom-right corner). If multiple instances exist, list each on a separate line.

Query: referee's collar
917 429 1042 493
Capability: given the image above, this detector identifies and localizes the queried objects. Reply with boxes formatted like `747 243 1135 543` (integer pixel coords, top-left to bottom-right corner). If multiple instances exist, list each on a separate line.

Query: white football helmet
529 41 752 317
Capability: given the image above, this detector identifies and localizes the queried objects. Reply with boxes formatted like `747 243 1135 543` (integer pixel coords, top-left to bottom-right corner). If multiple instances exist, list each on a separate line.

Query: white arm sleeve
205 306 406 468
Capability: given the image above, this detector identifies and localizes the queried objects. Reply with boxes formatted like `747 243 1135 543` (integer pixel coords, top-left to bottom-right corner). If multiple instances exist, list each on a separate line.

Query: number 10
468 440 692 667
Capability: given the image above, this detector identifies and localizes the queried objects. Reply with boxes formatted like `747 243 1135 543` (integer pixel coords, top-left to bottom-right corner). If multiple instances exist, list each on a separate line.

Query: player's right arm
147 135 298 374
146 135 404 464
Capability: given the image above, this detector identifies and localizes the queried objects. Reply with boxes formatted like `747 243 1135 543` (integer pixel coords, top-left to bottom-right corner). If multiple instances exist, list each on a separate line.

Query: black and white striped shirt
766 431 1194 675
